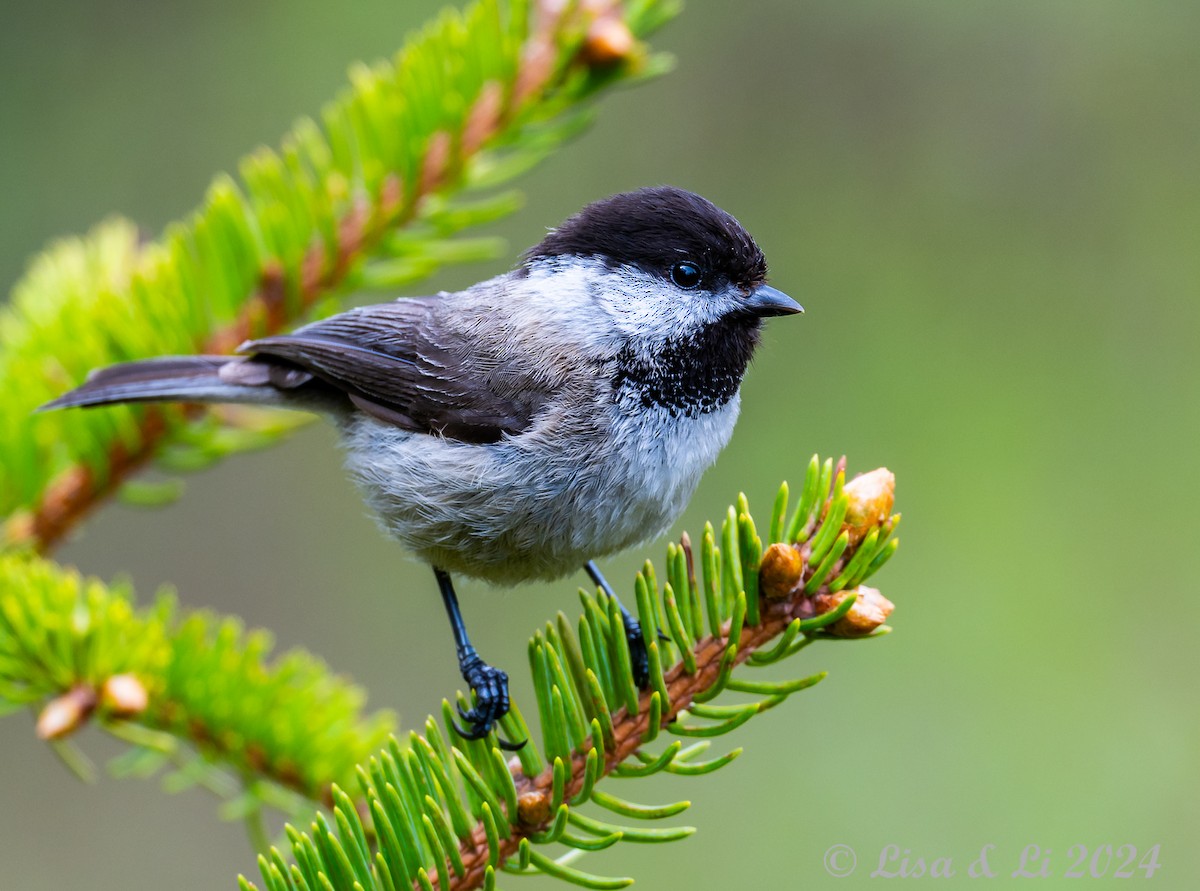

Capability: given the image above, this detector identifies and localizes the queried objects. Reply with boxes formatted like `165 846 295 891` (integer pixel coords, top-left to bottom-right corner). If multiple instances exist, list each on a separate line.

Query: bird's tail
39 356 281 411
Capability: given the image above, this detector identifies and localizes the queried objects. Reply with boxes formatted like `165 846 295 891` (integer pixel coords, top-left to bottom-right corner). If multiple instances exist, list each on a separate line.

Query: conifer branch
0 553 395 811
449 588 864 891
234 458 900 891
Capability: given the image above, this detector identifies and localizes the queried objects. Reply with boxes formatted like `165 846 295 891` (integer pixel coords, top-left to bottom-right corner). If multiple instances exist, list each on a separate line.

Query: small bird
43 186 802 744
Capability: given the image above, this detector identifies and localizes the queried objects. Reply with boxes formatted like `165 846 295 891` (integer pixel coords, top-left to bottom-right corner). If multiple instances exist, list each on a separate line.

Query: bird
42 185 803 745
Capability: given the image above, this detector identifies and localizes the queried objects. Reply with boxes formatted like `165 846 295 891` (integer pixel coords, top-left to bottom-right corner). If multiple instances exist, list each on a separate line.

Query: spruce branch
0 552 395 811
234 457 900 891
0 0 679 554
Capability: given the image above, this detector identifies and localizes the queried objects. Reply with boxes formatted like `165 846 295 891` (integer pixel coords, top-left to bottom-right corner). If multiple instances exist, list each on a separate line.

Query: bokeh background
2 0 1197 887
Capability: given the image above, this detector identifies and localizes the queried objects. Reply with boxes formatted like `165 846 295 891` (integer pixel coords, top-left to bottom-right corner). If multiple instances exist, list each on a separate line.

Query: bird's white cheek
597 277 721 340
519 259 731 344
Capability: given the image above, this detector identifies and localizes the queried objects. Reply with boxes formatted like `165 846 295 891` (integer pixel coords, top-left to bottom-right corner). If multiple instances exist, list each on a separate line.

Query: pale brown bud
517 790 552 827
36 686 97 740
759 542 804 601
843 468 895 545
811 585 894 637
581 16 636 66
101 674 149 717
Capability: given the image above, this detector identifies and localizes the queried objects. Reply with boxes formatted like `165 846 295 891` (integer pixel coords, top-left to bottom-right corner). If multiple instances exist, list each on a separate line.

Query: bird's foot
453 651 523 750
586 560 653 690
622 615 651 690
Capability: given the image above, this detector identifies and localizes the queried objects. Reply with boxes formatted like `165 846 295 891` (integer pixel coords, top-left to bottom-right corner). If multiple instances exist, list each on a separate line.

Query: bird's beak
746 284 804 317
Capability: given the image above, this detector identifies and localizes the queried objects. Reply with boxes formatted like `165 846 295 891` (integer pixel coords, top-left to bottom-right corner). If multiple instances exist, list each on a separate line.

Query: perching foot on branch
435 566 523 748
454 651 519 747
586 559 651 688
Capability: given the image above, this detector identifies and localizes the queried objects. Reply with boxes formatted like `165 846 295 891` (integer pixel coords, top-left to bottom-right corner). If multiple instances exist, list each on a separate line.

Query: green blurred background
2 0 1197 887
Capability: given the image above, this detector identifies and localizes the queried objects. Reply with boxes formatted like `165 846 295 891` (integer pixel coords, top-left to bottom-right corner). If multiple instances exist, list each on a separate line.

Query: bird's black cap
525 186 769 290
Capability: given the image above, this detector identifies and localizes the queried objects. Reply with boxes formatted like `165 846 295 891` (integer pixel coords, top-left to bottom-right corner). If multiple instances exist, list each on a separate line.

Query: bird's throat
611 320 760 417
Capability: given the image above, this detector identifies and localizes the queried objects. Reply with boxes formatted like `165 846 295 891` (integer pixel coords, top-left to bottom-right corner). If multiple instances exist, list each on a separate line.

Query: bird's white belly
340 398 739 585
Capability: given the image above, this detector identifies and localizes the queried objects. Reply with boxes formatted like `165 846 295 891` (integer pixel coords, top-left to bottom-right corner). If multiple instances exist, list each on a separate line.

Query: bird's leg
434 568 522 749
584 560 653 689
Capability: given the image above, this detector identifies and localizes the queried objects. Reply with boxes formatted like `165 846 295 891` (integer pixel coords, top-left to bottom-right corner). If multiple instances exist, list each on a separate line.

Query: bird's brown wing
241 298 549 443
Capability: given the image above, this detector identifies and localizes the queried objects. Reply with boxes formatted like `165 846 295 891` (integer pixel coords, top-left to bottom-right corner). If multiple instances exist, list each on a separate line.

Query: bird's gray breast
339 387 740 586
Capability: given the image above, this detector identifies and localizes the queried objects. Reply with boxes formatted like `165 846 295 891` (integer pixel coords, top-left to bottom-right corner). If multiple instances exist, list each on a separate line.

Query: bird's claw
454 654 524 749
586 562 652 690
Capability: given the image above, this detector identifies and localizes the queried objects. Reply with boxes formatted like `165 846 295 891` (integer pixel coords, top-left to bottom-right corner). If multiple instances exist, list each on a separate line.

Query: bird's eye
670 262 703 290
